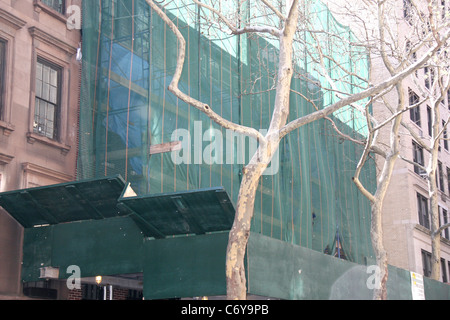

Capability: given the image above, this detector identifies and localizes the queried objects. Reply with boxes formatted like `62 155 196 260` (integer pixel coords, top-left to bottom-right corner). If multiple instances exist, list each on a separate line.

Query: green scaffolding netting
78 0 377 264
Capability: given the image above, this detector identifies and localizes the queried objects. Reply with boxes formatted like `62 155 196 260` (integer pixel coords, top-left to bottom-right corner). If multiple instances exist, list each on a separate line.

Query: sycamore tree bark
146 0 450 300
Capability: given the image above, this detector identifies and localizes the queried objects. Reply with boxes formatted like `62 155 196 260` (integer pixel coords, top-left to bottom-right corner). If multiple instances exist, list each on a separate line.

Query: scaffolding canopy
0 175 235 240
0 175 127 228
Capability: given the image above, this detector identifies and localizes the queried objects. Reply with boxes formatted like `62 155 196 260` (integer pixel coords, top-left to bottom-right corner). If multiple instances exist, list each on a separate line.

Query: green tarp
78 0 376 265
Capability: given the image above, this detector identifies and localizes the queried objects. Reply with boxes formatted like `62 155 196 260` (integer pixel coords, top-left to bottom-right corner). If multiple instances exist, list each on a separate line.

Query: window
438 161 445 192
409 89 421 126
441 258 448 283
448 89 450 110
82 284 103 300
425 67 435 90
0 40 5 120
404 0 413 23
34 59 61 140
443 208 449 240
422 250 432 277
417 193 430 229
447 167 450 196
444 120 449 150
442 0 448 20
427 106 432 136
413 141 425 175
406 41 418 76
40 0 65 14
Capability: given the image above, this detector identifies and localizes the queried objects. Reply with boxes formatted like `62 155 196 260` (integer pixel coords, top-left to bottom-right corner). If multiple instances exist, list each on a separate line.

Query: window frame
421 249 432 278
403 0 414 24
27 25 77 155
412 141 425 176
447 90 450 110
441 258 448 283
427 106 432 136
0 39 5 121
409 89 421 127
438 161 445 192
40 0 65 14
0 18 25 136
443 120 449 150
33 58 61 140
417 192 430 229
447 167 450 197
443 208 450 240
424 66 435 90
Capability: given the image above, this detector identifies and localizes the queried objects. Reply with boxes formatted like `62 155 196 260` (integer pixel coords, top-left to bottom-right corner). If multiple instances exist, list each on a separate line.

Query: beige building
372 1 450 283
0 0 81 298
325 0 450 285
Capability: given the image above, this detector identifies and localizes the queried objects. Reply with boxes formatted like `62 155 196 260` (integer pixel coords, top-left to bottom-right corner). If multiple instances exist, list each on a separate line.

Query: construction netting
78 0 377 264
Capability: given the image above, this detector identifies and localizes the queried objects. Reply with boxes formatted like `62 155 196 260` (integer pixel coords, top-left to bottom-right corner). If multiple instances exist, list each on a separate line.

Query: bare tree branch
279 28 450 139
145 0 267 144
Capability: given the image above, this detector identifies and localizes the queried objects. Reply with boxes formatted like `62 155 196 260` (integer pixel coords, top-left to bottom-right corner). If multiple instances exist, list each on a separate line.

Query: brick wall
68 288 82 300
113 288 129 300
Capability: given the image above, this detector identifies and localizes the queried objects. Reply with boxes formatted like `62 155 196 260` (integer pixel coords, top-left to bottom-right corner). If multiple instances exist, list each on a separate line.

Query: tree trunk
431 230 441 280
371 201 388 300
429 158 441 281
226 161 268 300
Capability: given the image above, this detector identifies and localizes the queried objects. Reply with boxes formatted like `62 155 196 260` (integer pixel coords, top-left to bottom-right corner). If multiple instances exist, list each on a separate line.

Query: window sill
0 120 14 136
33 0 67 24
26 132 70 155
0 152 14 165
414 223 431 235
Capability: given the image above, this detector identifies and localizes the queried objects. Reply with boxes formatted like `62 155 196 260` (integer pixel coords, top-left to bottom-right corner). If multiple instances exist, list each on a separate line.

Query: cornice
0 8 27 31
28 26 77 55
22 162 73 183
0 153 14 165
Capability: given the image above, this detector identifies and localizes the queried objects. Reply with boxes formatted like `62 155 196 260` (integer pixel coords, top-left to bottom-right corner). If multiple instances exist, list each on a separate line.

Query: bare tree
145 0 450 300
327 0 450 297
407 0 450 282
400 56 450 281
366 0 450 284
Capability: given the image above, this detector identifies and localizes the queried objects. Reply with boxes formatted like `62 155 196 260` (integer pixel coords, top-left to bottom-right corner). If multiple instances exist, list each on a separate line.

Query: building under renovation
0 0 449 300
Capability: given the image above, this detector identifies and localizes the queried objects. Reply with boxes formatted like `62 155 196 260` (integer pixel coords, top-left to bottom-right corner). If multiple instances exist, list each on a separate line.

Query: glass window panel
34 97 40 119
49 85 57 104
50 69 57 87
35 79 42 97
45 121 53 138
41 83 49 101
43 64 50 84
36 62 43 80
47 104 55 121
39 100 47 119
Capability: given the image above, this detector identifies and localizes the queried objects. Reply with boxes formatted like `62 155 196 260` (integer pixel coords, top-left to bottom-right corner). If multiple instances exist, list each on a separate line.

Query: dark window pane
41 0 65 14
0 40 5 120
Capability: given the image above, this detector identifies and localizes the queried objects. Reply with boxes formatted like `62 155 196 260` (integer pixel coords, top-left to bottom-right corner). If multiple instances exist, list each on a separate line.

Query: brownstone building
0 0 81 298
